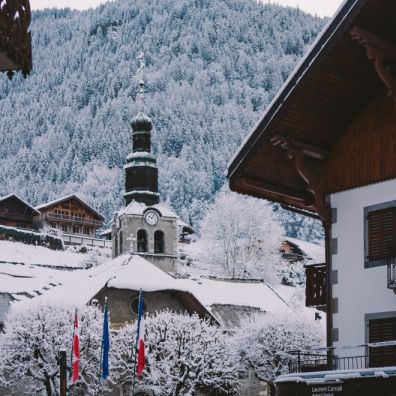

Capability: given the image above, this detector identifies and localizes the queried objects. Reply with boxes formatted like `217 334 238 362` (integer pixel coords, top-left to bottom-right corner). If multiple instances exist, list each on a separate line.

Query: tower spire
123 54 160 207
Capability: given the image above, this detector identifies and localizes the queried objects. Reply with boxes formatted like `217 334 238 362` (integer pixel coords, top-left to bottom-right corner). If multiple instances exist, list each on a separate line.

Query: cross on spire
137 52 145 112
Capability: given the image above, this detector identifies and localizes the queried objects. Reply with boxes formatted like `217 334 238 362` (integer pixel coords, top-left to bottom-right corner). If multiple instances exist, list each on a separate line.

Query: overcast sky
30 0 344 17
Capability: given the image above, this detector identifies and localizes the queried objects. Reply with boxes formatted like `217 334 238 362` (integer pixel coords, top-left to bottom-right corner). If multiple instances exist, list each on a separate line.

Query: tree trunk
44 375 53 396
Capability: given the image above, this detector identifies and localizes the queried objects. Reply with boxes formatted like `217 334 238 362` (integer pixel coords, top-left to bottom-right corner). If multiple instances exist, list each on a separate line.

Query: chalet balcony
0 0 32 77
305 263 326 307
0 210 32 223
40 212 103 227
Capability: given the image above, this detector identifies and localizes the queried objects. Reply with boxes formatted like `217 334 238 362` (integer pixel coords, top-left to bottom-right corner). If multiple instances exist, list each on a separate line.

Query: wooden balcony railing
0 0 32 77
305 263 326 307
40 212 103 227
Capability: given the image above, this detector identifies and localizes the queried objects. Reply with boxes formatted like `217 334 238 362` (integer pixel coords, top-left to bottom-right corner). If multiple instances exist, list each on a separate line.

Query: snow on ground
0 240 89 268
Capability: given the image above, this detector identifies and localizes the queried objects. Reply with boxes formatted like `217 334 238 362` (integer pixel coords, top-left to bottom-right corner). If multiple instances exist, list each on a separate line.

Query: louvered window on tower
367 207 396 267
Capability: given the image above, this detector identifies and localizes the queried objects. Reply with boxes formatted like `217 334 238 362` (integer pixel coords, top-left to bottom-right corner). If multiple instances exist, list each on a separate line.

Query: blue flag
101 300 110 379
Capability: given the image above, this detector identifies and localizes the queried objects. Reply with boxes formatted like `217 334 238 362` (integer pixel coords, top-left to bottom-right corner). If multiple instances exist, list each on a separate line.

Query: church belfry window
154 230 165 253
137 229 148 253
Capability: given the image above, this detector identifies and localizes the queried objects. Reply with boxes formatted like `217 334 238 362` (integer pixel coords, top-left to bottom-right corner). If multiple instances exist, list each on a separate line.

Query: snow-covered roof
9 252 292 318
0 263 66 299
0 193 40 215
118 200 178 218
35 194 104 220
0 240 88 268
178 219 195 234
284 237 325 264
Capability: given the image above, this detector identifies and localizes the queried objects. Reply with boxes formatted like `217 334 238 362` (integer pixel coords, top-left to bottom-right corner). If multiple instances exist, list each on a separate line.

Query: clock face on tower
144 210 159 226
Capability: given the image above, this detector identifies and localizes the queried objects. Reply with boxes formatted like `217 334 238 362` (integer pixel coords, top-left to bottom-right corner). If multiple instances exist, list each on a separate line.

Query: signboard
311 384 343 396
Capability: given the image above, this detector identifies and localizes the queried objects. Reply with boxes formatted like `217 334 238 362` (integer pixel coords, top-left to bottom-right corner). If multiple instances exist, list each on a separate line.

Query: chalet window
73 226 80 234
62 225 67 232
137 229 148 252
365 201 396 268
154 230 165 253
368 316 396 368
83 226 90 235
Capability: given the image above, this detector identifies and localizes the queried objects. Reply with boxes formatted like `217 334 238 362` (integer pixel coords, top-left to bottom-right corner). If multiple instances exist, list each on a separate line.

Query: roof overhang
227 0 396 220
0 0 32 78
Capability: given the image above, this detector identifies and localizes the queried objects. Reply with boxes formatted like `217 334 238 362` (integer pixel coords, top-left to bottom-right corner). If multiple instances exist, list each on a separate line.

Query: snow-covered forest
0 0 324 240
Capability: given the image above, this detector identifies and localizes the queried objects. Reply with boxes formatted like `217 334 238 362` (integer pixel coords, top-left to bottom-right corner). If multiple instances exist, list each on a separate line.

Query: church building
112 58 179 273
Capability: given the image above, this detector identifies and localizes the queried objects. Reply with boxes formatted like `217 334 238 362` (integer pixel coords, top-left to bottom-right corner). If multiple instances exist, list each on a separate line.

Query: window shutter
369 317 396 367
368 208 396 261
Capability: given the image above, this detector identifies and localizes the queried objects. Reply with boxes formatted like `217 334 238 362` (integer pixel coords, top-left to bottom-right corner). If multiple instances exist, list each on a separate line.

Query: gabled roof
35 194 104 220
227 0 396 214
0 193 40 215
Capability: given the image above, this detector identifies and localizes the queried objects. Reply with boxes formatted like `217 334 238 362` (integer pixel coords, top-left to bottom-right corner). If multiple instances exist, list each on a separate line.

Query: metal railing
40 212 103 227
289 343 396 374
61 233 111 248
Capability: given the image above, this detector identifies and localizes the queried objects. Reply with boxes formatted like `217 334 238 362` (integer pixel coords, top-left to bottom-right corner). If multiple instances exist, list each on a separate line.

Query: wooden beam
350 26 396 108
270 134 328 160
240 177 307 202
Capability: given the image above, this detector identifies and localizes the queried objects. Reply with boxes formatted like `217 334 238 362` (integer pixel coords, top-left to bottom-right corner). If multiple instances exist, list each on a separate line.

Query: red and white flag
72 310 80 383
137 292 145 377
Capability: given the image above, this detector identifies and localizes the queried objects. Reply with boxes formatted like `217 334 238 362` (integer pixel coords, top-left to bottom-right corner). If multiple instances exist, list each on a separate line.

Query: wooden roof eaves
227 0 366 181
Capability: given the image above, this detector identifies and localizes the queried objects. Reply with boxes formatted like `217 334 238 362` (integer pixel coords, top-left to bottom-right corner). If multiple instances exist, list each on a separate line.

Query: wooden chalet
0 0 32 78
0 194 39 229
228 0 396 394
34 195 104 238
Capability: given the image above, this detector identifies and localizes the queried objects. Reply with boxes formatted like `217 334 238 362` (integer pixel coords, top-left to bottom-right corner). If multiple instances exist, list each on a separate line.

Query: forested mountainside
0 0 324 240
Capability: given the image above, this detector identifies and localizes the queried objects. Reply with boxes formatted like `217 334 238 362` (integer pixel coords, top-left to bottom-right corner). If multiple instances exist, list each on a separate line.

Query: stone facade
94 288 188 327
112 207 178 272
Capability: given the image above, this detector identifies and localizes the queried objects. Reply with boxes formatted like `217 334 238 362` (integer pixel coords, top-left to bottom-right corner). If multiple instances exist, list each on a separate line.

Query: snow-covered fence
61 233 111 248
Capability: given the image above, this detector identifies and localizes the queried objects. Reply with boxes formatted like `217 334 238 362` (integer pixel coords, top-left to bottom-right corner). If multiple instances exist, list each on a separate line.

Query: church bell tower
124 54 160 206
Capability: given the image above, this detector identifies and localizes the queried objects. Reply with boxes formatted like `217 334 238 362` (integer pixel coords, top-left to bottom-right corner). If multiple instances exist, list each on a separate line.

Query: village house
0 194 39 229
34 194 108 247
228 0 396 394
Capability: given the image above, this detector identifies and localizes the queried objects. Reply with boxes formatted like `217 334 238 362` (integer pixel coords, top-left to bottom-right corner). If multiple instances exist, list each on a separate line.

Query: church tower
112 53 179 273
124 56 160 206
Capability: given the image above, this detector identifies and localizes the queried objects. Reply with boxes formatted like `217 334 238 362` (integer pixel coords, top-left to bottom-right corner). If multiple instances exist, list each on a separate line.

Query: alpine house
227 0 396 394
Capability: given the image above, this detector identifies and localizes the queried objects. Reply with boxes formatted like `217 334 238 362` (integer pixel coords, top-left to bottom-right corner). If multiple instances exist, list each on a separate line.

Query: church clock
144 210 159 226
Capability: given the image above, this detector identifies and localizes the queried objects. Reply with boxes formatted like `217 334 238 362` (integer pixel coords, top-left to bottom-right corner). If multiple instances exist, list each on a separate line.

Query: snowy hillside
0 0 323 235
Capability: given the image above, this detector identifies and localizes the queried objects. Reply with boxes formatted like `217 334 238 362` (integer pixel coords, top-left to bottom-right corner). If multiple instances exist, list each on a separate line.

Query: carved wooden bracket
270 135 330 225
350 26 396 109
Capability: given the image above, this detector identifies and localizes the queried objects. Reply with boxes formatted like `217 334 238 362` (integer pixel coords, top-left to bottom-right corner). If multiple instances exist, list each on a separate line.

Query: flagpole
131 289 143 396
97 297 107 396
70 308 77 382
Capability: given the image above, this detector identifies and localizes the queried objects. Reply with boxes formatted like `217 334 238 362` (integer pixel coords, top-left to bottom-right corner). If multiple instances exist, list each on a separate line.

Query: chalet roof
227 0 396 216
0 0 32 78
0 193 40 215
35 194 104 220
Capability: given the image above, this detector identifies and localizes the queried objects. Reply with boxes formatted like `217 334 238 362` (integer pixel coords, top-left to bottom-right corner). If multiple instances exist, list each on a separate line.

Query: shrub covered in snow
199 190 284 281
236 312 325 390
0 303 109 396
111 310 239 396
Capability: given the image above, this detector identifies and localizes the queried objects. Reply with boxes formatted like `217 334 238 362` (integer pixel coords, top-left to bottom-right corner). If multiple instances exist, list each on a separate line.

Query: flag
101 299 110 379
136 290 146 377
72 309 80 383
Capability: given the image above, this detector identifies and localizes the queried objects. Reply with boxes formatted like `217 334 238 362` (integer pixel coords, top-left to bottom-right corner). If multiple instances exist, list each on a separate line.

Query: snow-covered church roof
117 200 178 218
